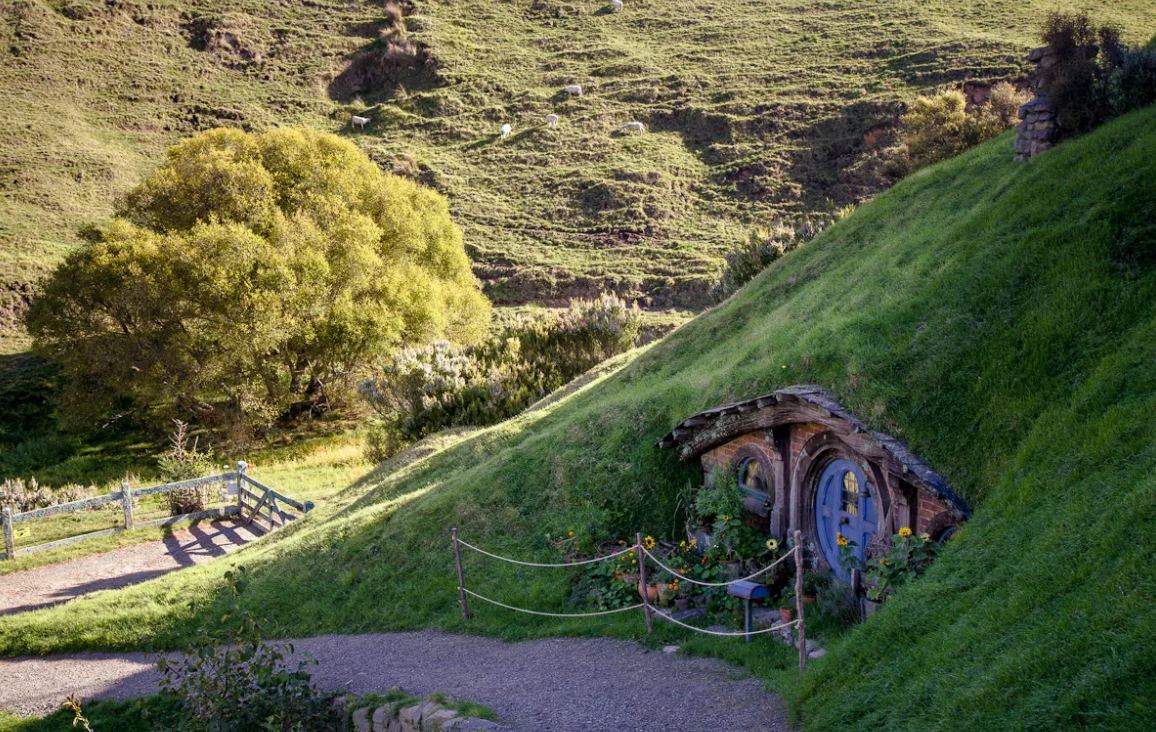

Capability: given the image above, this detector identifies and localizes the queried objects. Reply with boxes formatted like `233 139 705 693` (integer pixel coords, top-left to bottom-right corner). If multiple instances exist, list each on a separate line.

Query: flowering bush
360 294 642 460
862 529 939 601
0 476 92 513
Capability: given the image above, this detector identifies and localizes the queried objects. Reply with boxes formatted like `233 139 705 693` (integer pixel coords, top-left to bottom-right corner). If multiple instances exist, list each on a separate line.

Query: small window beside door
738 457 771 504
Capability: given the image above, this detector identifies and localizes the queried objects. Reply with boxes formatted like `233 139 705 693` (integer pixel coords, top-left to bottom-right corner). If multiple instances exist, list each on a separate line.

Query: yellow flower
632 559 637 564
723 515 730 521
643 536 656 549
568 531 574 536
688 539 697 549
837 536 849 547
667 583 674 589
766 539 779 552
629 551 635 557
898 527 912 538
919 532 931 541
679 540 686 548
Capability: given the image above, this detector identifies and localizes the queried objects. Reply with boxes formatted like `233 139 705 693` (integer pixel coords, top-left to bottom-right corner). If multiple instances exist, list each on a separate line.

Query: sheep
564 84 583 97
612 0 623 11
620 121 646 134
545 113 559 128
351 115 370 129
500 123 513 139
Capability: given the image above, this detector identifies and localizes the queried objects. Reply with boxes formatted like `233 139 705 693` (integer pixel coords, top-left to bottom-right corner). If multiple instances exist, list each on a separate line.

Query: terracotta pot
675 597 691 612
637 580 659 603
657 581 674 603
779 607 794 623
802 594 817 605
721 560 742 578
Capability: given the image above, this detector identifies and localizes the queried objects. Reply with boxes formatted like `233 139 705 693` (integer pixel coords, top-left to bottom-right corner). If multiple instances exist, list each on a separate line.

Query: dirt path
0 632 794 731
0 520 263 616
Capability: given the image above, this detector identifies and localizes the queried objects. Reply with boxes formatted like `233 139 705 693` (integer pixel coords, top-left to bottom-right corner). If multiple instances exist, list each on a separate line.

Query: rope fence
462 588 645 617
451 527 811 672
456 537 637 568
642 546 791 587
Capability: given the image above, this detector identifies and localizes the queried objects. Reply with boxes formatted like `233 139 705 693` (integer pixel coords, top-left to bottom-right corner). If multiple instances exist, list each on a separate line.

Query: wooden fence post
452 527 470 620
236 461 248 517
120 481 135 531
637 532 653 635
795 529 807 673
2 507 14 560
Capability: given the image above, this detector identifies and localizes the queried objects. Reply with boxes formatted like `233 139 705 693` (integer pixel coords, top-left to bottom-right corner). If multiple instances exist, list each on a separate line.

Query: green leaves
26 128 490 431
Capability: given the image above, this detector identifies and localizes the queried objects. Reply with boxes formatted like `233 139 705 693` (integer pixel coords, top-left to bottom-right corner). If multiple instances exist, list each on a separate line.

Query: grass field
3 0 1154 335
3 102 1155 730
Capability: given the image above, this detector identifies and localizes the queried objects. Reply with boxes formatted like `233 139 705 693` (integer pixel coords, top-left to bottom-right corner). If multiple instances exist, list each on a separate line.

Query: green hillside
5 100 1156 728
3 0 1155 343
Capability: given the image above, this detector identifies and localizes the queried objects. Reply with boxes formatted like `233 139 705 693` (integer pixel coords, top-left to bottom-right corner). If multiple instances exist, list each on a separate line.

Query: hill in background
5 96 1156 729
4 0 1155 348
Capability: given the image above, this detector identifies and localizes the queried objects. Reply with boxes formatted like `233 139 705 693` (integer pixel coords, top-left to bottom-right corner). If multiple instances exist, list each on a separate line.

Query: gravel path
0 632 794 731
0 520 263 616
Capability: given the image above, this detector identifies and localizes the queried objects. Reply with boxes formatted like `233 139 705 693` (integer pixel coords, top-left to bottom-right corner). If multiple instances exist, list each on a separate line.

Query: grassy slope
3 0 1155 318
4 106 1156 729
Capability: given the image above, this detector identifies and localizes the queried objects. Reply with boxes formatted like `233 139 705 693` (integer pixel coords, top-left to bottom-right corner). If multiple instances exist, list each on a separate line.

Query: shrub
901 83 1029 170
711 215 833 302
0 477 92 513
1037 12 1117 134
361 294 641 458
1104 46 1156 118
156 420 218 516
1033 11 1156 136
694 466 746 525
156 567 336 732
26 128 490 433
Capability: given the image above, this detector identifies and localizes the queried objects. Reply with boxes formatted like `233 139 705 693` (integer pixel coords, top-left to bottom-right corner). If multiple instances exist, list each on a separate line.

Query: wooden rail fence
2 461 313 560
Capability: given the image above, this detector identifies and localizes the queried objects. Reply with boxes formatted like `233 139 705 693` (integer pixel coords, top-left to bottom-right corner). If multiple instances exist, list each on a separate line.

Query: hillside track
0 520 262 617
0 631 793 731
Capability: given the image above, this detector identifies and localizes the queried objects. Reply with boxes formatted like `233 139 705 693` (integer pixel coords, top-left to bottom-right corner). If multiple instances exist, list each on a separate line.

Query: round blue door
815 458 877 580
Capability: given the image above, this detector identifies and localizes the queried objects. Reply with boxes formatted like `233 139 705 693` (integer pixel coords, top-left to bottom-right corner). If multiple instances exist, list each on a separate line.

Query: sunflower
898 527 912 538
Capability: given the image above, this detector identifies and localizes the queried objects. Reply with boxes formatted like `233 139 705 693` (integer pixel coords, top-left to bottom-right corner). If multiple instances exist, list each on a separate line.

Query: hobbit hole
658 386 969 578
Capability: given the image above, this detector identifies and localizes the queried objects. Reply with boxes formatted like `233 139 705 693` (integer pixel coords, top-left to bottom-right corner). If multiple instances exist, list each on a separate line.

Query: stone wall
337 693 509 732
1014 46 1061 161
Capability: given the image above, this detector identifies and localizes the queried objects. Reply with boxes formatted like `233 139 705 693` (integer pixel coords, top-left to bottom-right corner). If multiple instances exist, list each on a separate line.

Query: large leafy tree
27 127 490 428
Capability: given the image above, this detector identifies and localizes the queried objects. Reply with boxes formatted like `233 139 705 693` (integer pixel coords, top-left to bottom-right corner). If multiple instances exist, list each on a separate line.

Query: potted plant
801 569 825 604
778 588 796 623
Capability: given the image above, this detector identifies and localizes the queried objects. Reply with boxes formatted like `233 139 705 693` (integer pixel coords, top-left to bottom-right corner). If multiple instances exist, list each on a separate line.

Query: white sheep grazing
564 84 583 97
612 0 623 11
620 121 646 134
351 115 370 129
545 113 559 128
500 123 513 139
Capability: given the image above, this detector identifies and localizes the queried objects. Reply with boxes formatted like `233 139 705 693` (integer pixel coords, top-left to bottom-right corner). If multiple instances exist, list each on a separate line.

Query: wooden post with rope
637 532 653 634
794 529 807 673
453 527 471 620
